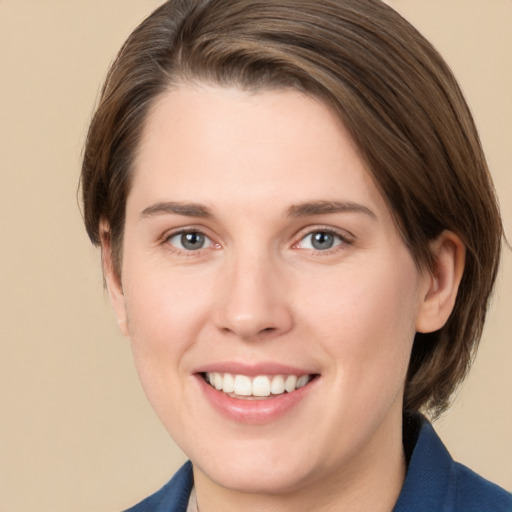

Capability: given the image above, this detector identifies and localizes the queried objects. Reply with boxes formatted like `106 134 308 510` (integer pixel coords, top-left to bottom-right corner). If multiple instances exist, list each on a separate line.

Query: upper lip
192 361 318 377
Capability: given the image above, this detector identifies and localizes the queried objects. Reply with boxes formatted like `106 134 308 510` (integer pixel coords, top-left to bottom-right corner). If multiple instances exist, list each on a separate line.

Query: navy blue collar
394 413 512 511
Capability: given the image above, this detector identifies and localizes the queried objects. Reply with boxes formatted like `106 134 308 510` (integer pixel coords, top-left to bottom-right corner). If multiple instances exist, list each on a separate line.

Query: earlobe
416 231 466 334
100 220 130 337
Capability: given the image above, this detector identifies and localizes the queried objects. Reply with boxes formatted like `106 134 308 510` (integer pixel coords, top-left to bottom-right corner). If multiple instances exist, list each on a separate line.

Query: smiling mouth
202 372 317 400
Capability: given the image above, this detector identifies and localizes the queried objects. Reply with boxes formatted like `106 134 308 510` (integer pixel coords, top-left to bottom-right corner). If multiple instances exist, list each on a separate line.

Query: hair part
81 0 502 417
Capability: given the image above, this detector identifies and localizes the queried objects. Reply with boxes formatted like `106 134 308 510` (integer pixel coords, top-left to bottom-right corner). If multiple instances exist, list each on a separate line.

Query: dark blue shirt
124 416 512 511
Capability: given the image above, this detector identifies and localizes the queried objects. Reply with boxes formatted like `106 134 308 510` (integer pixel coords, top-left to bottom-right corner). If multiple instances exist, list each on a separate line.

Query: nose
213 253 294 341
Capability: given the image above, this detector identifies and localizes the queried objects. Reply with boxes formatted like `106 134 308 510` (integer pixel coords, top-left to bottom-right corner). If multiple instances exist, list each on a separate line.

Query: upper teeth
205 372 311 397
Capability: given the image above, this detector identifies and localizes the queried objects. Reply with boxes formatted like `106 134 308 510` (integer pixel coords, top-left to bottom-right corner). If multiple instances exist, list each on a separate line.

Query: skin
103 85 464 512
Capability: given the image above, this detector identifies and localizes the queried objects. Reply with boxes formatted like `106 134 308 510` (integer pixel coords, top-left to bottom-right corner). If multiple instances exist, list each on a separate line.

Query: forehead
129 84 388 217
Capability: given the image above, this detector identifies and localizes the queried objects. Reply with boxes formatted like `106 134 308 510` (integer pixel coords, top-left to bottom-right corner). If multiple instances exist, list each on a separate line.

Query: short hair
81 0 503 417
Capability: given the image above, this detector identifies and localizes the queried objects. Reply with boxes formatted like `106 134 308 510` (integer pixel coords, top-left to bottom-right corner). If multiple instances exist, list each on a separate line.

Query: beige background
0 1 510 511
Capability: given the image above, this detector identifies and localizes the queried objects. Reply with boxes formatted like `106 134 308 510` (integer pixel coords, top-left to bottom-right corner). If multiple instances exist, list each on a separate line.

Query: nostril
214 299 294 339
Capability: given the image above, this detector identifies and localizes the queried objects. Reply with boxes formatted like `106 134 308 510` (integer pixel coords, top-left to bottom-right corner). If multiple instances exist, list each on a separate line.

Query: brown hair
81 0 502 417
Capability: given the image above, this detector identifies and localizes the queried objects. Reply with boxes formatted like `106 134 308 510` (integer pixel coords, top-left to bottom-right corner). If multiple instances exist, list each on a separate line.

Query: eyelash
163 228 218 256
293 227 353 254
161 227 353 256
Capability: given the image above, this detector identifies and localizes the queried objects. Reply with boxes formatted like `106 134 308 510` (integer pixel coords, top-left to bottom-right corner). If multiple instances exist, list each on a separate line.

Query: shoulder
123 461 194 512
453 461 512 512
394 414 512 512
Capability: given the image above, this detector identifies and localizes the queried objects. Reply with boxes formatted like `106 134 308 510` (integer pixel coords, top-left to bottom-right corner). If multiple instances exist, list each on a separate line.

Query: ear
416 231 466 334
100 220 129 337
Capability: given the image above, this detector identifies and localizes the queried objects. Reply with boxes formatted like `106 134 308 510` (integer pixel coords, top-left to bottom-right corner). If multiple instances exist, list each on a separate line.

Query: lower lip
196 375 318 425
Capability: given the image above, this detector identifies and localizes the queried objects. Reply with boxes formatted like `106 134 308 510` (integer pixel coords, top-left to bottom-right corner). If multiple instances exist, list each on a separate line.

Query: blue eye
299 230 344 251
167 231 211 251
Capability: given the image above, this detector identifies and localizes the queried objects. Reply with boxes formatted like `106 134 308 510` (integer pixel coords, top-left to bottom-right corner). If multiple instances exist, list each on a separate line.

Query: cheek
298 257 421 393
121 261 214 392
121 269 213 436
123 258 208 339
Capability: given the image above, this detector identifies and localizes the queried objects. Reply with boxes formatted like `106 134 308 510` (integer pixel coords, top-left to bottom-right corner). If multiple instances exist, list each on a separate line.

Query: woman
81 0 511 510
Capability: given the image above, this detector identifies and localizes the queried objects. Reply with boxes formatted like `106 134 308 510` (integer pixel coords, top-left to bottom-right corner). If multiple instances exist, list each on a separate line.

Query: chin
198 458 317 496
188 435 330 497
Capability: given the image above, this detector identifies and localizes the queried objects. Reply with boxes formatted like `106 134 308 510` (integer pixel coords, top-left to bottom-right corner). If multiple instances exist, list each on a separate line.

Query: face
108 85 433 496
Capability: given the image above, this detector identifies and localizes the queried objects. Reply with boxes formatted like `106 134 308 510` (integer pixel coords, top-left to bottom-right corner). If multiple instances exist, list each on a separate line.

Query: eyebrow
139 200 377 221
140 201 213 219
286 200 377 220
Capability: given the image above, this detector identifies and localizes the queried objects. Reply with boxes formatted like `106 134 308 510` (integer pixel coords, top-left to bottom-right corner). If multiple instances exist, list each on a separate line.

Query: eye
166 231 213 251
296 230 347 251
